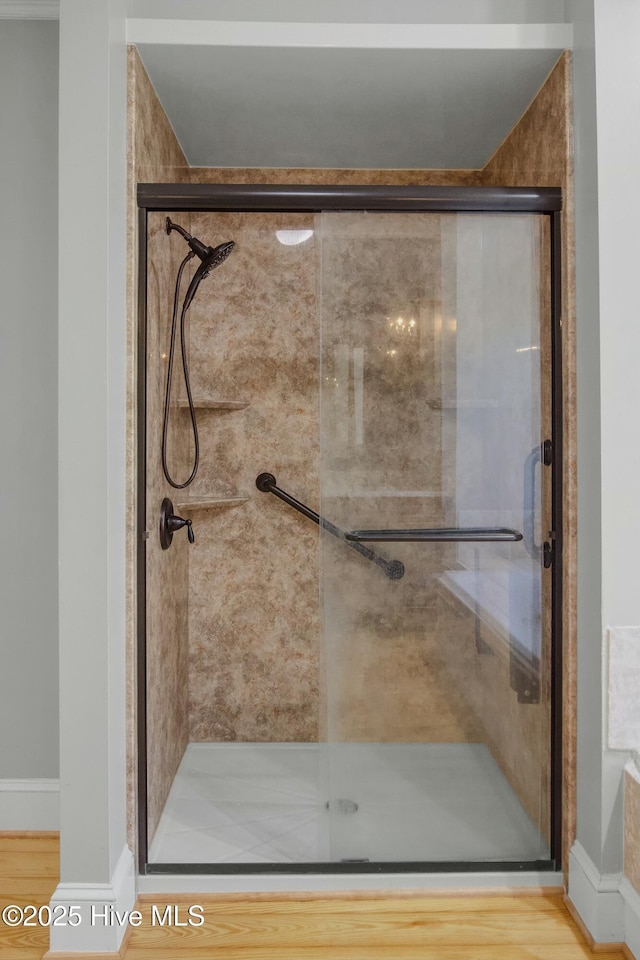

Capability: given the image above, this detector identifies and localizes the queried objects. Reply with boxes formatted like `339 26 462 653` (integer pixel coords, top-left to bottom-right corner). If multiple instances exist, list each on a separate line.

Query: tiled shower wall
183 211 476 748
143 215 191 839
127 48 191 844
185 212 321 742
480 50 575 867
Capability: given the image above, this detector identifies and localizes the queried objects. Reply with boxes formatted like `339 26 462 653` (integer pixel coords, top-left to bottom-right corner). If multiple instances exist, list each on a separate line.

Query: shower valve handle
159 497 195 549
168 513 194 543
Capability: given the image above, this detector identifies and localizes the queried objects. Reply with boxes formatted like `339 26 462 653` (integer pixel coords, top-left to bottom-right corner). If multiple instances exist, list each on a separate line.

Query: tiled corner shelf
176 496 248 512
177 398 250 411
173 402 249 511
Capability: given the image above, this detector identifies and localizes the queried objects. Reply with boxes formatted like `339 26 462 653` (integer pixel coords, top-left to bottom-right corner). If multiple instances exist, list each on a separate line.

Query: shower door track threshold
144 859 558 876
137 867 565 899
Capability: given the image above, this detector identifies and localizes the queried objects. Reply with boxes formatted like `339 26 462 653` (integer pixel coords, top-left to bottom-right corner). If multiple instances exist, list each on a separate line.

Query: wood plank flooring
0 833 629 959
0 833 59 960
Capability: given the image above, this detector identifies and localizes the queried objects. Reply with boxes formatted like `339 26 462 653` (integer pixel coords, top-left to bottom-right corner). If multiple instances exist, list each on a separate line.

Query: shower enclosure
137 185 562 874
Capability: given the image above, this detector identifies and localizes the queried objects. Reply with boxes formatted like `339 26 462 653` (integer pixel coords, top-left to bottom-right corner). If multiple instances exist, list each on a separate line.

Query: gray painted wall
57 0 129 890
591 0 640 875
564 0 603 870
567 0 636 881
0 20 59 779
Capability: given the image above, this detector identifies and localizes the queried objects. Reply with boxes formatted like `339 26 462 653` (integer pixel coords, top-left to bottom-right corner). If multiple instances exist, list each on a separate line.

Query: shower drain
325 798 359 814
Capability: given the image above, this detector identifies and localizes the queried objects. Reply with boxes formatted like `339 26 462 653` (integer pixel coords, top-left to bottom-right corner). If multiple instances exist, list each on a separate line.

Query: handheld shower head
162 221 236 490
206 240 235 271
166 218 235 309
182 240 235 310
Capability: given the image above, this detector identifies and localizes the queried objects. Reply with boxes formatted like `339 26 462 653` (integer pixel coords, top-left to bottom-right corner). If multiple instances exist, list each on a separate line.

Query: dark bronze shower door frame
136 183 563 876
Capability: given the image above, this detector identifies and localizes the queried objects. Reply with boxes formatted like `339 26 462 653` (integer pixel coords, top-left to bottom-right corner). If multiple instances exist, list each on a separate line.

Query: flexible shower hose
161 250 200 488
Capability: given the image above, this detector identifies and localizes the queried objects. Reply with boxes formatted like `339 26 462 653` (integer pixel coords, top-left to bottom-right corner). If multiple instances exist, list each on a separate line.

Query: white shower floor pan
149 742 548 865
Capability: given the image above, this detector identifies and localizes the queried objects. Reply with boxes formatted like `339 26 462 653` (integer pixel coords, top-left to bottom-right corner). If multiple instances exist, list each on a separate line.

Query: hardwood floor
0 833 59 960
127 893 627 960
0 833 629 959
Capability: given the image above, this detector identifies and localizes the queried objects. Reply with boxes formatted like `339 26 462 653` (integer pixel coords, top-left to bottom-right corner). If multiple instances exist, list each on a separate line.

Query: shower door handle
523 444 542 559
345 527 523 543
523 440 553 561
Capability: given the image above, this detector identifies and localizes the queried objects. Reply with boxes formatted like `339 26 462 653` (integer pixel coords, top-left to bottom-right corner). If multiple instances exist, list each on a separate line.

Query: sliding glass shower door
138 186 560 874
318 211 553 865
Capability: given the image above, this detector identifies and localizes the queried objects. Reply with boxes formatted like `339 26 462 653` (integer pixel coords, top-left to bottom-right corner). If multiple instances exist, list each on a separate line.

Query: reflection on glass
319 212 550 863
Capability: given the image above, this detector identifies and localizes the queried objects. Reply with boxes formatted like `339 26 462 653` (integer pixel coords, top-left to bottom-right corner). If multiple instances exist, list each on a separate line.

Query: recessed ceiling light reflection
276 230 314 246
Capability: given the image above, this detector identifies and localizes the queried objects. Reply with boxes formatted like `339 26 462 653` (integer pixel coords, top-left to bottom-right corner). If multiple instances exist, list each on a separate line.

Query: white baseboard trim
48 844 135 954
568 841 625 943
0 779 59 830
0 1 59 18
621 877 640 960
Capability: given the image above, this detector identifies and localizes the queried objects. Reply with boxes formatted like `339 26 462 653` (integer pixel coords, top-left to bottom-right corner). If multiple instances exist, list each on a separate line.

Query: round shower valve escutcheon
159 497 194 550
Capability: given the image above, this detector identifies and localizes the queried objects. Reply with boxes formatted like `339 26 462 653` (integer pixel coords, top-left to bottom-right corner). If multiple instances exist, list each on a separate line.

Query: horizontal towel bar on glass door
345 527 524 543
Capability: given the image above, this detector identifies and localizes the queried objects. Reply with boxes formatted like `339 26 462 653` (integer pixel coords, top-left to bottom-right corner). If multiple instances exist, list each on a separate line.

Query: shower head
166 218 235 310
206 240 235 270
183 240 236 311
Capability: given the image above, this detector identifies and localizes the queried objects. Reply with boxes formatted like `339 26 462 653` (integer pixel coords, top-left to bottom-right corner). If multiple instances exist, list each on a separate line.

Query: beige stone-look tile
126 47 191 848
184 212 320 743
319 216 442 498
480 50 575 871
143 212 192 842
188 167 482 186
132 48 190 186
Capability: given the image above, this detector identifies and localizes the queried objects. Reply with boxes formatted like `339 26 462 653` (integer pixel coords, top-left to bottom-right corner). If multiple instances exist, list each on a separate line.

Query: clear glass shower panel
319 211 551 864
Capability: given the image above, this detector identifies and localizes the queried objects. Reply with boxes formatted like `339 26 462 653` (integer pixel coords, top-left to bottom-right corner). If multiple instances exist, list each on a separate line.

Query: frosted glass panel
319 212 550 864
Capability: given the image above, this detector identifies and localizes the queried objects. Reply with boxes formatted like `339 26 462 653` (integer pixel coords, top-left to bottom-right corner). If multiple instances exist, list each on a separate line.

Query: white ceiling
137 44 562 169
130 0 567 25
